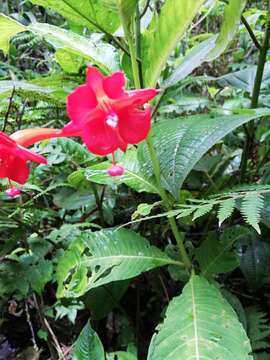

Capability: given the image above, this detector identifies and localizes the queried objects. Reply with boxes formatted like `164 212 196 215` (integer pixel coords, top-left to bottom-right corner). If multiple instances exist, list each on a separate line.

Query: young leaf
0 14 26 54
206 0 247 61
73 322 105 360
142 0 204 87
240 193 264 234
218 198 236 226
138 109 270 199
147 276 253 359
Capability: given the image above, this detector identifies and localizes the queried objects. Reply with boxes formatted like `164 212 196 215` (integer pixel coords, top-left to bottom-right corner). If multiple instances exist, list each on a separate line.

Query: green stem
240 2 270 182
90 182 105 227
146 138 192 271
124 10 192 272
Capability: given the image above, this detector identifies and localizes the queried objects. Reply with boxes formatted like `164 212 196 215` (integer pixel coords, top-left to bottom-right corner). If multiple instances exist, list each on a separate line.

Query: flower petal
7 156 30 184
67 84 98 125
118 107 152 144
86 66 105 95
115 88 159 110
17 145 47 165
81 117 127 156
103 72 126 99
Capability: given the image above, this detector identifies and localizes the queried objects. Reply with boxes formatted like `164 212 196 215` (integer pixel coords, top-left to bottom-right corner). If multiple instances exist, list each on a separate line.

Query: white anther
106 114 118 128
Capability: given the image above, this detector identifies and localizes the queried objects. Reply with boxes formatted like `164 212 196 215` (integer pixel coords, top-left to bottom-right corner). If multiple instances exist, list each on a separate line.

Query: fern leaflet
218 198 235 226
240 194 264 234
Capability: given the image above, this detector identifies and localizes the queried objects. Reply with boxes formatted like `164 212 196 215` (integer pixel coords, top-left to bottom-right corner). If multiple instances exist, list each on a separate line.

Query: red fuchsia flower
0 131 47 186
10 127 63 147
63 66 159 175
0 127 62 190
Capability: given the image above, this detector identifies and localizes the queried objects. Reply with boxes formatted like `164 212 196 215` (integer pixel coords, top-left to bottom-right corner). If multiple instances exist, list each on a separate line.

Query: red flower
0 131 47 185
63 66 159 156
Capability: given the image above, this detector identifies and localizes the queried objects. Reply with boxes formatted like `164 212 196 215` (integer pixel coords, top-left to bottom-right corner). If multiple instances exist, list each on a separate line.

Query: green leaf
195 227 249 278
53 188 96 210
28 0 119 33
206 0 247 61
138 109 270 199
0 14 26 54
29 23 119 73
147 275 253 360
107 352 137 360
240 194 264 234
28 259 53 294
73 322 105 360
54 48 83 73
217 63 270 94
164 36 217 88
142 0 204 86
84 280 130 320
116 0 137 34
56 229 180 298
218 198 236 226
85 148 158 194
236 235 270 289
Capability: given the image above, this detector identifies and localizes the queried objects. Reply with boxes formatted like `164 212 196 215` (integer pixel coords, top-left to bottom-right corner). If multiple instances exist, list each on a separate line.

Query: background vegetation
1 0 270 359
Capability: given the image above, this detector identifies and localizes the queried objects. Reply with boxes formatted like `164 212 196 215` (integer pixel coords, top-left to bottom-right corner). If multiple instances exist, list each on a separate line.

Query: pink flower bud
107 165 124 177
6 187 21 198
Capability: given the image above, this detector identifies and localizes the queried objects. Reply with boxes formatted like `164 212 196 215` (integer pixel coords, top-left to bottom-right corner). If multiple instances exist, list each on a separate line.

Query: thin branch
3 87 15 132
241 15 262 50
25 300 39 352
33 294 64 360
140 0 150 18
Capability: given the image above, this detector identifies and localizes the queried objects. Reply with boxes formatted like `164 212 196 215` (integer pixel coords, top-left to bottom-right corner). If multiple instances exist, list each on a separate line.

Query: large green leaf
206 0 247 61
147 276 253 360
28 0 119 33
29 23 119 73
164 36 217 88
73 322 105 360
0 14 26 54
56 229 180 298
138 109 270 199
142 0 204 87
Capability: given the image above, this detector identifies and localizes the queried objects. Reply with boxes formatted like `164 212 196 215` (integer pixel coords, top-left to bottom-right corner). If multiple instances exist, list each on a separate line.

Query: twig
140 0 150 18
16 100 27 130
158 272 170 303
33 293 63 360
25 300 39 352
3 86 15 132
241 15 262 50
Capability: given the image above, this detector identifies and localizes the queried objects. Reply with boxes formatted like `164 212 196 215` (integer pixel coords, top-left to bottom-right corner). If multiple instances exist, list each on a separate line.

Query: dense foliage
1 0 270 359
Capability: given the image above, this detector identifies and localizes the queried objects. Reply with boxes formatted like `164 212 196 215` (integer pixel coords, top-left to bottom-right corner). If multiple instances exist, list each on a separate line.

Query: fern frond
240 194 264 234
246 306 270 353
192 202 214 221
218 198 235 226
